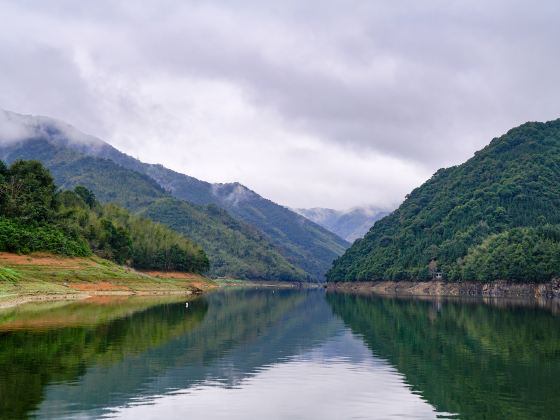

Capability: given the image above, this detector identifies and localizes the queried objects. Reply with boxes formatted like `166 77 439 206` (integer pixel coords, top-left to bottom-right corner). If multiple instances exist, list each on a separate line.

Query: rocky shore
327 279 560 299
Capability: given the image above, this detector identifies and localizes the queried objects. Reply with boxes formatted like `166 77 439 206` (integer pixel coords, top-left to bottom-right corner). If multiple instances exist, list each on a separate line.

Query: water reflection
326 293 560 419
108 331 443 420
0 296 208 419
0 289 558 419
33 289 343 418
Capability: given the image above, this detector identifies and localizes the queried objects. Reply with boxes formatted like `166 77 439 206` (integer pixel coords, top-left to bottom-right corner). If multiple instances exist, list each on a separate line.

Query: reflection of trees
34 289 341 418
326 293 560 420
0 297 208 419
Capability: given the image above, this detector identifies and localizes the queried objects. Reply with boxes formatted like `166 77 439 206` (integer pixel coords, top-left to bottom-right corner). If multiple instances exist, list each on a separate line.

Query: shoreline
0 252 218 308
0 289 200 310
0 280 320 309
326 279 560 300
0 251 325 309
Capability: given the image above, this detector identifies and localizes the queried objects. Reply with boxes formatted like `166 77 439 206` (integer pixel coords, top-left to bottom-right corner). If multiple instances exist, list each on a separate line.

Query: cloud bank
0 0 559 209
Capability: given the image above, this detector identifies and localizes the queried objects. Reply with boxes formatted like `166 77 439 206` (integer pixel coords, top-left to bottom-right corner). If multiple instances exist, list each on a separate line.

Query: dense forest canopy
327 118 560 282
0 159 209 273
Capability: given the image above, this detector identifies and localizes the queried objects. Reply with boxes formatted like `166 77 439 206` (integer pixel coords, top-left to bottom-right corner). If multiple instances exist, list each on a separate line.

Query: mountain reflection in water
0 289 558 419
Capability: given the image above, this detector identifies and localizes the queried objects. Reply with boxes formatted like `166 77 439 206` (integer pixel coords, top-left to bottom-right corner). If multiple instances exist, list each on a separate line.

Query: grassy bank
0 252 217 305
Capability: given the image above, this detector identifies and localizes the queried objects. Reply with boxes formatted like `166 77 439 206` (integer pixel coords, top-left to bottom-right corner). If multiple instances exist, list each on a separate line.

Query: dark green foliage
140 199 308 280
74 185 97 208
135 170 349 280
0 160 56 223
0 160 209 273
328 119 560 282
460 225 560 282
56 190 210 273
0 217 90 256
0 138 167 210
0 160 89 256
23 132 348 279
102 204 210 273
97 218 132 265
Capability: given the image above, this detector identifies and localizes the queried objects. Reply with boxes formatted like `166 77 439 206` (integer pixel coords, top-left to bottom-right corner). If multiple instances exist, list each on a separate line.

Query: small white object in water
185 302 189 308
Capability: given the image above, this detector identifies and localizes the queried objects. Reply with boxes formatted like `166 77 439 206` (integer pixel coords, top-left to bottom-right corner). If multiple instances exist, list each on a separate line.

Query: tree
0 160 56 223
74 186 97 208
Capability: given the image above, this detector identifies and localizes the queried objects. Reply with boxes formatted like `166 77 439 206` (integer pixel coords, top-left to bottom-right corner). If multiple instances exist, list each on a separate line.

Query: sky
1 0 559 210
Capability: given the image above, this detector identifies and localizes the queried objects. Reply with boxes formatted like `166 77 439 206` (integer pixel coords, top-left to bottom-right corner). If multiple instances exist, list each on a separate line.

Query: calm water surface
0 289 559 419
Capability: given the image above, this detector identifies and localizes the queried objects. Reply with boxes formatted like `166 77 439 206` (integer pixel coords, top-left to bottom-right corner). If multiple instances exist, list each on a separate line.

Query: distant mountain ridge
0 110 348 280
294 207 390 242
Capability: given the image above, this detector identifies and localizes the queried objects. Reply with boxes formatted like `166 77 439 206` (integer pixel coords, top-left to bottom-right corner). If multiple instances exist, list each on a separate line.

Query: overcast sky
1 1 559 210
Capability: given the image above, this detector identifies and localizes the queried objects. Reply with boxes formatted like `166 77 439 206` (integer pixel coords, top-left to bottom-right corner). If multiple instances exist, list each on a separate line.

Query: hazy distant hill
294 207 389 242
0 110 347 280
328 118 560 282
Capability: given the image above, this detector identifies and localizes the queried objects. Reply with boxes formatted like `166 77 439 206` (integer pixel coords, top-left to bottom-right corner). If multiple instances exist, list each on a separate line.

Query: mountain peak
211 182 258 207
295 206 390 242
0 110 104 148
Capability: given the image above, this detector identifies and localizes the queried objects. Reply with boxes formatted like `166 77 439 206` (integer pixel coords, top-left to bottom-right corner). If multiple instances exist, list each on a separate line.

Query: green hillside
140 199 307 280
328 119 560 282
0 140 308 281
0 159 209 273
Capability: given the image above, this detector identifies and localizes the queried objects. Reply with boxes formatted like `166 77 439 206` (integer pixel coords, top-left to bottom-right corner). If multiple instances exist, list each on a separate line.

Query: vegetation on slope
328 119 560 282
0 160 90 256
136 167 350 279
140 199 308 280
0 253 212 297
0 159 209 273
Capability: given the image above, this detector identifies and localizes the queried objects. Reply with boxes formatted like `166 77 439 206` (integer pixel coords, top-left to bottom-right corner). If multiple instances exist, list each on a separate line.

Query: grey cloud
0 110 34 142
0 0 559 208
0 110 104 146
77 0 560 163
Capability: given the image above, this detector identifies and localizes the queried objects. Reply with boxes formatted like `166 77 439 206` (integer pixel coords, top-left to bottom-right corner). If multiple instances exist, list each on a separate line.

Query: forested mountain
0 110 347 279
295 206 389 242
71 138 349 279
328 118 560 282
0 139 307 281
0 160 209 272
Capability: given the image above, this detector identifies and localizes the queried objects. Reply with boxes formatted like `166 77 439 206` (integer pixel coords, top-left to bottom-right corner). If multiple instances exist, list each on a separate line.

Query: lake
1 289 559 419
